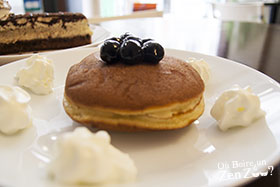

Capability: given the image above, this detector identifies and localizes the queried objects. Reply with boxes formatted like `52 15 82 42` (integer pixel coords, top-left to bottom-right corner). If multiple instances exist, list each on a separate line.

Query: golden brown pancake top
65 53 204 111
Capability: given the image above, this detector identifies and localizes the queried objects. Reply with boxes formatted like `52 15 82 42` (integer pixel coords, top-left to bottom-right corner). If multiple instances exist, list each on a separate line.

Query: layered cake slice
0 12 93 55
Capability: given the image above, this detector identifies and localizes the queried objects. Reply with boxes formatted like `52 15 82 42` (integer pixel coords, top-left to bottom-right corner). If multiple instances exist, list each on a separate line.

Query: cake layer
0 35 91 55
0 12 93 55
0 19 92 44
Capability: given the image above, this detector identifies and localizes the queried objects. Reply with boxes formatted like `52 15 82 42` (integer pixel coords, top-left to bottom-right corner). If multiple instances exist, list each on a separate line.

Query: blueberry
120 32 133 41
142 38 153 44
119 33 143 45
123 36 142 44
120 39 143 64
105 37 121 43
142 41 164 64
100 40 120 64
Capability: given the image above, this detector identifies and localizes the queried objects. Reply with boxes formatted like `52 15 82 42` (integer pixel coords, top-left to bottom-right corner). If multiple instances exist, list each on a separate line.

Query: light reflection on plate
0 48 280 187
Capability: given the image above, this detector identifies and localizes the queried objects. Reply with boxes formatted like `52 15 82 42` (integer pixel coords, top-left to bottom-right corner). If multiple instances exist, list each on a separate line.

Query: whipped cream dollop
210 85 265 131
16 55 54 95
187 57 211 84
0 85 32 135
49 127 137 185
0 0 11 20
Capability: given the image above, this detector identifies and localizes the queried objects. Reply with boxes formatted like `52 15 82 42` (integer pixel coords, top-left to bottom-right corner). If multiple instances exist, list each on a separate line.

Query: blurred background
8 0 280 24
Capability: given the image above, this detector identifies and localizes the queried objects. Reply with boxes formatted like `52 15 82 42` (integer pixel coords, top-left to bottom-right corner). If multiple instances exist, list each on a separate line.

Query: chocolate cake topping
0 12 86 27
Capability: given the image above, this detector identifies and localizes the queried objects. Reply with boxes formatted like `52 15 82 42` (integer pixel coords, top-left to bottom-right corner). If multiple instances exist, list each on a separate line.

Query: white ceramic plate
0 48 280 187
0 25 110 65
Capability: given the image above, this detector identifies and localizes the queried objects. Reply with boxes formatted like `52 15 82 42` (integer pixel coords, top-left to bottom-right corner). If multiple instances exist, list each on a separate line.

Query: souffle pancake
63 34 205 131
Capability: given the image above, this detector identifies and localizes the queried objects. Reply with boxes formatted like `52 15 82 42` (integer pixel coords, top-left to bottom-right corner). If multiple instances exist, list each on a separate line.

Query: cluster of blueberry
100 33 164 65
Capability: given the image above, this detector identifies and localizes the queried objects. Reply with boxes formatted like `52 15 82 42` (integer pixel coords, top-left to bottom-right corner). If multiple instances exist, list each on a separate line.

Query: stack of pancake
63 52 205 131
